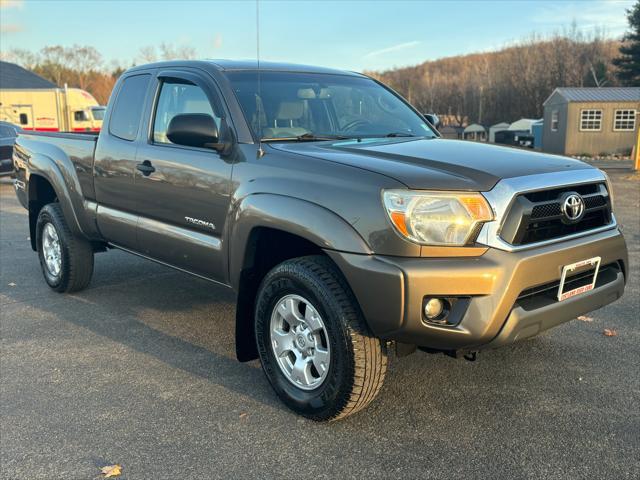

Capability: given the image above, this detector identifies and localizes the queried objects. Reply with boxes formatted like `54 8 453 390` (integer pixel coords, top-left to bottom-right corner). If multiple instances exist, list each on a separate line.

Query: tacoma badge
185 216 216 230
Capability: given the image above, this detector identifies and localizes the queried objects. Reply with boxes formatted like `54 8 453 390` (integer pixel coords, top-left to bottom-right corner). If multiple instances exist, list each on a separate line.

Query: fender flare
228 193 372 289
27 153 87 239
229 193 373 361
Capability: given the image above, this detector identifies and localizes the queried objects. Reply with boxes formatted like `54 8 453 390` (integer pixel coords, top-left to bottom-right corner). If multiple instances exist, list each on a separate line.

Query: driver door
133 71 233 282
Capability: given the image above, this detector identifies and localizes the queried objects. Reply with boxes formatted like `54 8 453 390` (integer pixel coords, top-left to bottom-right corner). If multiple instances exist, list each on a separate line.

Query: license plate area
557 256 601 301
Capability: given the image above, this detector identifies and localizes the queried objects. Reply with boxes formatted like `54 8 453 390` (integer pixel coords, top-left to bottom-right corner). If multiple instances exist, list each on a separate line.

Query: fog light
422 296 469 327
424 298 445 319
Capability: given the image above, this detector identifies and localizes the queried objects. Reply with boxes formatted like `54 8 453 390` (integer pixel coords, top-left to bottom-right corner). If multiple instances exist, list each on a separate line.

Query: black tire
255 255 387 421
36 203 94 293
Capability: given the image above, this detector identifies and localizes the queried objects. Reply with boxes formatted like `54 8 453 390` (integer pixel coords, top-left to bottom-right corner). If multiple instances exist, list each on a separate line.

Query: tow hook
463 351 478 362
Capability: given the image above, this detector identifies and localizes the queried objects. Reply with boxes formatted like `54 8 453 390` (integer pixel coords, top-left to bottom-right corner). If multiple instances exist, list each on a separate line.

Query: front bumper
327 228 627 351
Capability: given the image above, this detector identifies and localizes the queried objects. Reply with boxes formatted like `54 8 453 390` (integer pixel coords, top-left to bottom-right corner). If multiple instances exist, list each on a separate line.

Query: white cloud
364 40 421 59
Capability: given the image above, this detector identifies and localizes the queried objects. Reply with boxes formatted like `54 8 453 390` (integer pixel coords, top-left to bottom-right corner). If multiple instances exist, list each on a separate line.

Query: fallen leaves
100 465 122 478
603 329 618 337
239 412 249 420
577 315 593 322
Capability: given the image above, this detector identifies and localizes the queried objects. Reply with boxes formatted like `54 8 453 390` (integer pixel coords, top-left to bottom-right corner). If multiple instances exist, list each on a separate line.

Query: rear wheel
255 255 387 421
36 203 94 293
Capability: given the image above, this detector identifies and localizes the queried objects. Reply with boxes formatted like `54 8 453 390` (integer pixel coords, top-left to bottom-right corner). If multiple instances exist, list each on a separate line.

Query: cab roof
126 59 365 77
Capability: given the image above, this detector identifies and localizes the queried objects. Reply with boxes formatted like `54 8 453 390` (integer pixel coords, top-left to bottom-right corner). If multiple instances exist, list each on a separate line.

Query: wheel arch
27 170 81 251
230 194 371 362
26 153 98 251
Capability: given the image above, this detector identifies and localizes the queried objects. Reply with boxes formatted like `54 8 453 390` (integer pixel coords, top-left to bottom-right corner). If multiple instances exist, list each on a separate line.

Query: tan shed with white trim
542 87 640 156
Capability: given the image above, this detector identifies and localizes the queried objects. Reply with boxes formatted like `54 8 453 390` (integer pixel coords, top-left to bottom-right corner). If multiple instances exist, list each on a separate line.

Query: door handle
136 160 155 176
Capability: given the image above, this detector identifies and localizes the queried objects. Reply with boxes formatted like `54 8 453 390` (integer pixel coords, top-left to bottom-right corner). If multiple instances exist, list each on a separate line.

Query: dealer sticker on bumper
557 256 601 302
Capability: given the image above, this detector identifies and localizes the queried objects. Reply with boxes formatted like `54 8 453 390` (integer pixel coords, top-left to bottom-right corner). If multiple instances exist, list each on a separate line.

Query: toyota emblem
561 193 585 222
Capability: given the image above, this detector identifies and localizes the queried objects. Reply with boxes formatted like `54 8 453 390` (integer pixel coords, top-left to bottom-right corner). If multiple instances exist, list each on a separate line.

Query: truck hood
269 138 592 191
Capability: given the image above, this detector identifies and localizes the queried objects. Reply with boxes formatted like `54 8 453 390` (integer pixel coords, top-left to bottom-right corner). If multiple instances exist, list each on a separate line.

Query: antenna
256 0 265 158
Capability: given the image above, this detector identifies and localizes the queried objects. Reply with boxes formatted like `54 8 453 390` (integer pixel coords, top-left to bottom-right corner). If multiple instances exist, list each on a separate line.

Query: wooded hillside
368 31 622 127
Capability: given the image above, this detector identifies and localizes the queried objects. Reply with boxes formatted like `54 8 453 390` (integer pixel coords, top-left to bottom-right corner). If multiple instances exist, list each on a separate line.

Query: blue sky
0 0 634 72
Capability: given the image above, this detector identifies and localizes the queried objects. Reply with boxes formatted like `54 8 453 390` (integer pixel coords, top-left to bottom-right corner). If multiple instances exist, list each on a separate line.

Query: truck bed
19 130 99 141
14 130 99 208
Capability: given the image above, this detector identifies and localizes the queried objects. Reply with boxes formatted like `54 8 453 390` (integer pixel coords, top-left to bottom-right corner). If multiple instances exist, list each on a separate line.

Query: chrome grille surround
477 169 617 252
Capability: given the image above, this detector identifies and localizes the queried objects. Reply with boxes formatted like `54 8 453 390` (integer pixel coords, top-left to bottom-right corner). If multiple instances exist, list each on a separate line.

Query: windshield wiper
383 132 418 137
261 133 350 142
351 133 419 140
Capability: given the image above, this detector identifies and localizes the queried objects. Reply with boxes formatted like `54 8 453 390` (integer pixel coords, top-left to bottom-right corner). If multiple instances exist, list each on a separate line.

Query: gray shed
463 123 487 142
542 87 640 156
489 122 510 143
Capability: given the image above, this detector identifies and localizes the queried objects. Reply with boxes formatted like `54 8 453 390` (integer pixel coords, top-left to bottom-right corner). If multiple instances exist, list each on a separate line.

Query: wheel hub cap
270 294 331 390
42 223 62 277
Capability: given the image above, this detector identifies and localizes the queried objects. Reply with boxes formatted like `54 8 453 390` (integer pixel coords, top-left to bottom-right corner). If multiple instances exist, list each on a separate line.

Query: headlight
383 190 493 246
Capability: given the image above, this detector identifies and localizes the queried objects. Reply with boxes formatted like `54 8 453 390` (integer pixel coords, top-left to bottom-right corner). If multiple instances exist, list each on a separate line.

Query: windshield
225 71 436 141
91 107 106 120
0 125 17 138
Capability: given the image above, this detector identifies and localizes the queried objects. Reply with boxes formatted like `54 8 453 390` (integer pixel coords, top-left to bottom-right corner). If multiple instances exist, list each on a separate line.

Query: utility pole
635 111 640 172
478 85 483 125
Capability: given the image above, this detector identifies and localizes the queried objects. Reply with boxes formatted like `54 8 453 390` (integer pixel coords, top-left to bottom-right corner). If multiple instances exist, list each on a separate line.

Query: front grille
515 262 620 311
500 182 612 246
531 203 561 219
0 145 12 160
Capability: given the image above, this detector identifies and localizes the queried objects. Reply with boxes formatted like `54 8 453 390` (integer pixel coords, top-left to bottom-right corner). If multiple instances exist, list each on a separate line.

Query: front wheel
255 256 387 421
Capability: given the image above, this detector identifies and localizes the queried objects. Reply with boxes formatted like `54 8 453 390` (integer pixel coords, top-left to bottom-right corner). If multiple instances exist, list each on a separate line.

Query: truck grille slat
500 183 612 246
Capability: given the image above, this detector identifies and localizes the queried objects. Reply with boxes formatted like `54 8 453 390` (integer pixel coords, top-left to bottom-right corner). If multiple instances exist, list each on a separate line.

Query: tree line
1 43 199 105
368 29 624 127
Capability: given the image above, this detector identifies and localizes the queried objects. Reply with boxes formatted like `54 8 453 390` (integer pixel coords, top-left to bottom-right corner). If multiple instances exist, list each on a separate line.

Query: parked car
12 60 628 421
0 121 21 176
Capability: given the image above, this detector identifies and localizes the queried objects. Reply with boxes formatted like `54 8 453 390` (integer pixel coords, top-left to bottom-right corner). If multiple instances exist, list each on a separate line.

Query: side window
579 109 602 132
551 110 559 131
19 113 28 125
109 74 151 141
74 111 89 122
153 80 222 144
613 109 636 131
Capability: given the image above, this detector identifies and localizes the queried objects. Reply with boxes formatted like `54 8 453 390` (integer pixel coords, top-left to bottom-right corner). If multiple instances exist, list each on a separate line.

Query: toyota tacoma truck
12 61 628 421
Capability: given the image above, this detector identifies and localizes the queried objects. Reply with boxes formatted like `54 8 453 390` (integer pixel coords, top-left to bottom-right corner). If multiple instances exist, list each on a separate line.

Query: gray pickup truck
13 60 628 421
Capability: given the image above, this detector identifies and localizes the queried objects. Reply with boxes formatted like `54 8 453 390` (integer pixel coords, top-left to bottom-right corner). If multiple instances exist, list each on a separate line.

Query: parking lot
0 172 638 479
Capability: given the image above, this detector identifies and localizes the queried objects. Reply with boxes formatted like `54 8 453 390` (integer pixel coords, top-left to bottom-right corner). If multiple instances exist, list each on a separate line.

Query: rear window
109 74 150 141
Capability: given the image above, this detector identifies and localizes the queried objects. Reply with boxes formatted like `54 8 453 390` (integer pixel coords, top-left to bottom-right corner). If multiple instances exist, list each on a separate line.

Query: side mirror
166 113 221 149
423 113 440 129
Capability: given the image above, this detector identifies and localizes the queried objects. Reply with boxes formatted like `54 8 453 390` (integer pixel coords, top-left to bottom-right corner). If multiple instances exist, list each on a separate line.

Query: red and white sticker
557 256 601 302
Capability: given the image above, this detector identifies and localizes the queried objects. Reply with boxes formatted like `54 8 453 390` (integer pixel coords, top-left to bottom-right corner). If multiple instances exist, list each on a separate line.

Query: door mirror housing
166 113 221 149
423 113 440 129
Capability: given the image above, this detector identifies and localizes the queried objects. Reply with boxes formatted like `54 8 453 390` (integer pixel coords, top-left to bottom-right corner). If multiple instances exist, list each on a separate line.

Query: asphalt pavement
1 173 638 479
